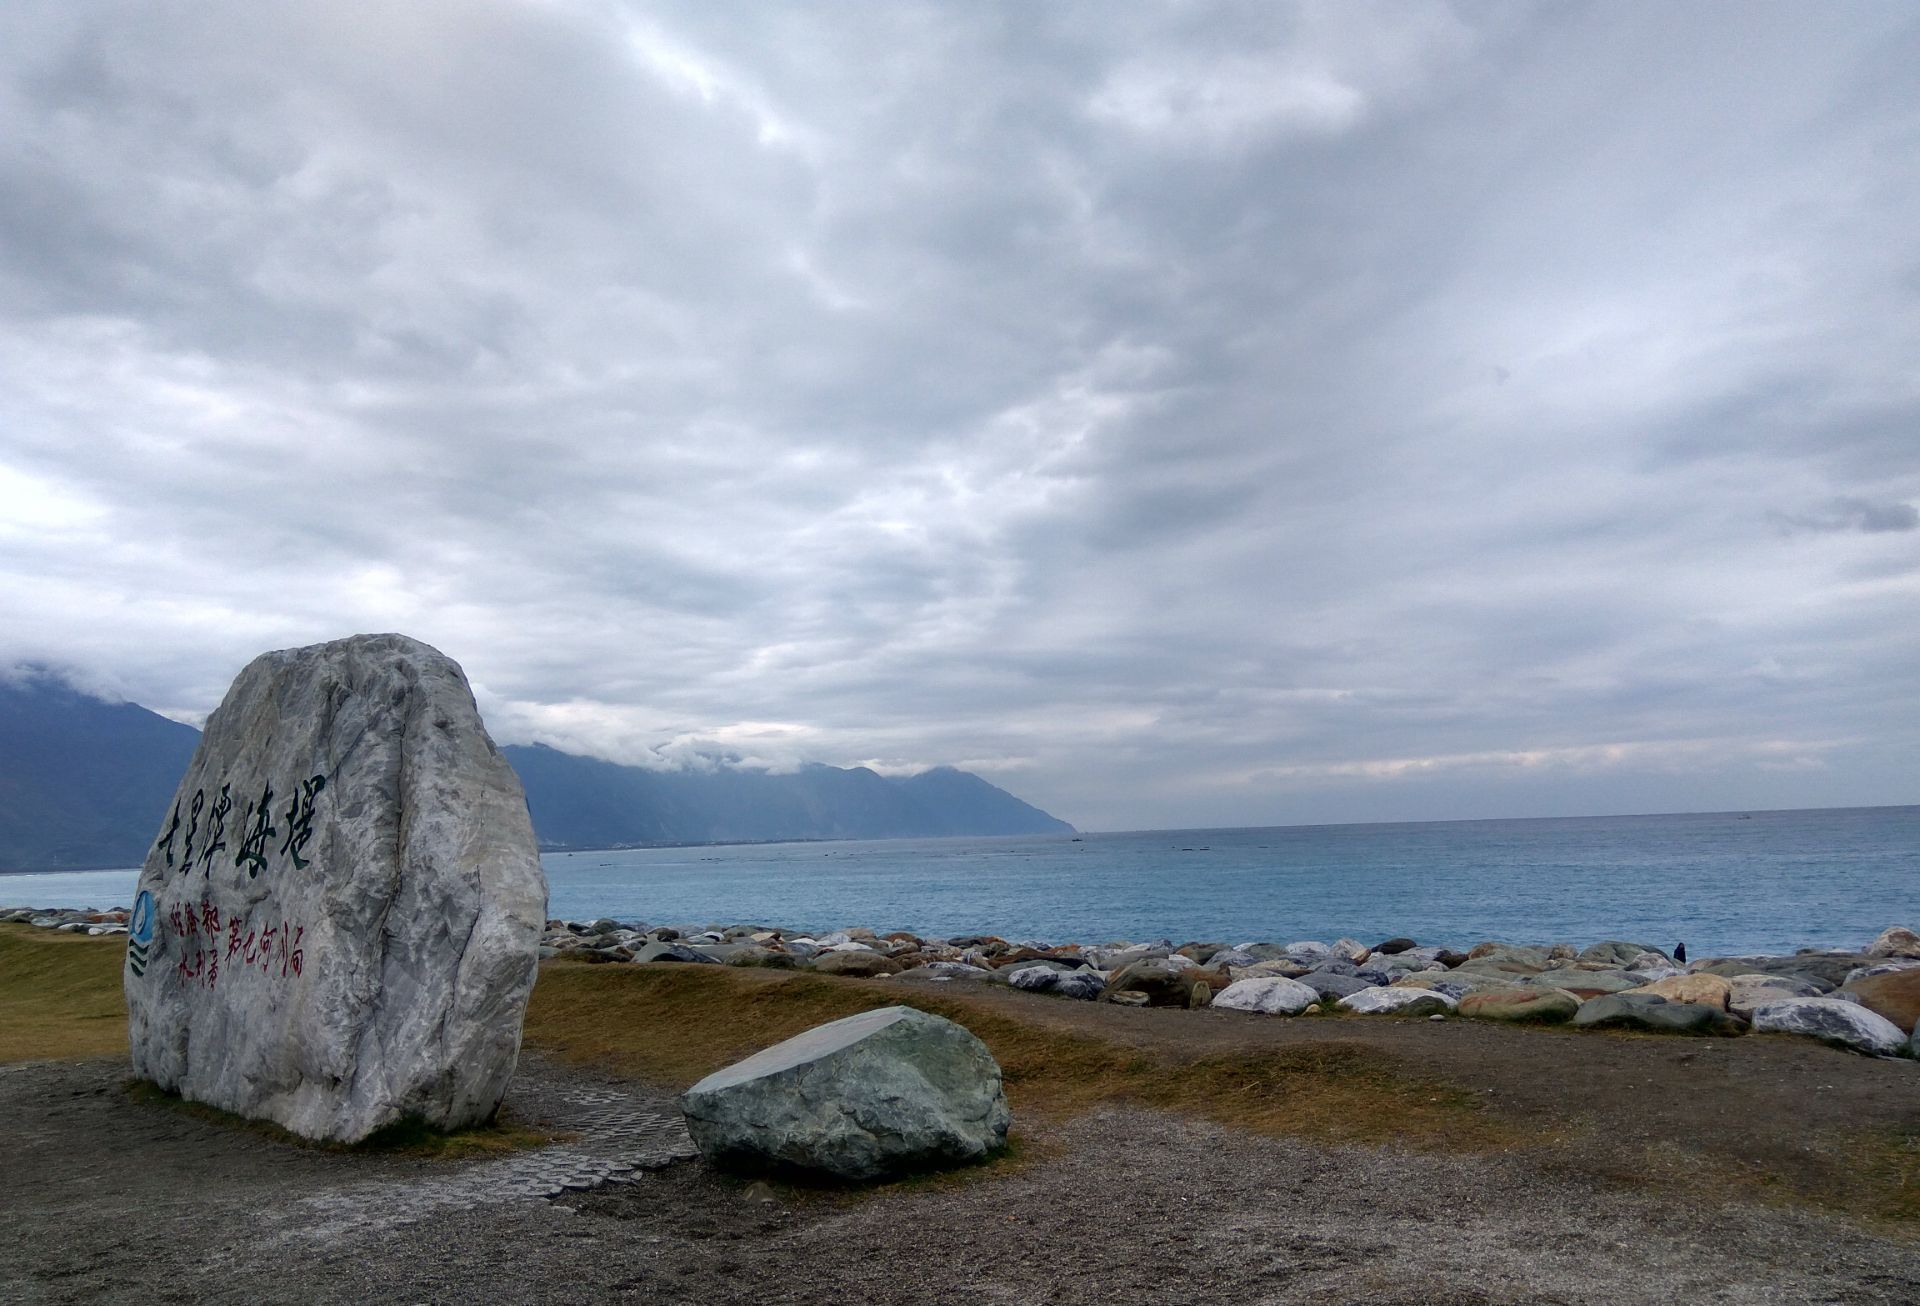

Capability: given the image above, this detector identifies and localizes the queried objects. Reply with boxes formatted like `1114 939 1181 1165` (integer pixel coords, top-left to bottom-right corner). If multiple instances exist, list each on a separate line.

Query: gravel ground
6 1037 1920 1306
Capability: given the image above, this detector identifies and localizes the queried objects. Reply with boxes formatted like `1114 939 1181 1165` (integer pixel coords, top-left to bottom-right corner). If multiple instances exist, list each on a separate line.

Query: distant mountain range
501 744 1072 848
0 674 203 872
0 675 1072 871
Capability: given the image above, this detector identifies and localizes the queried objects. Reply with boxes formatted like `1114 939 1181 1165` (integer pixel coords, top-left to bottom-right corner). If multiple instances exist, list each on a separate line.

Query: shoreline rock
14 907 1920 1061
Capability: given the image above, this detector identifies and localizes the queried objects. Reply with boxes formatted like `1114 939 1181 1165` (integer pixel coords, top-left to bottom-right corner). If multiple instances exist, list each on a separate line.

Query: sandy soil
5 979 1920 1305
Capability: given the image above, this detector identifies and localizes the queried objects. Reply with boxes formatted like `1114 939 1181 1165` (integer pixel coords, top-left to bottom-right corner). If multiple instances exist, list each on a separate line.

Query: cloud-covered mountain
0 677 1072 870
501 744 1071 848
0 672 200 871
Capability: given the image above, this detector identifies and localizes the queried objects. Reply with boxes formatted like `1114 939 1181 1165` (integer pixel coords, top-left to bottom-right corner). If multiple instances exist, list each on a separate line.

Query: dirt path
888 972 1920 1211
5 1016 1920 1305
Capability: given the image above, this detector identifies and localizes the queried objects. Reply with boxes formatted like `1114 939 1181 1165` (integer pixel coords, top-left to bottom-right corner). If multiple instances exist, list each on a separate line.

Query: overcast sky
2 2 1916 831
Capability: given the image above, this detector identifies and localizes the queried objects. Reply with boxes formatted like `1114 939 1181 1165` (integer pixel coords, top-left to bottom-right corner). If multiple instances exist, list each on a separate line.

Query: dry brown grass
0 924 128 1062
525 959 1518 1150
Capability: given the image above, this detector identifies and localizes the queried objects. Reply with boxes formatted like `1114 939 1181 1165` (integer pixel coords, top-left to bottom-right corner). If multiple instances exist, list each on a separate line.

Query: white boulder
122 634 546 1143
1007 965 1104 1001
1751 998 1909 1057
1339 987 1459 1016
1212 976 1320 1016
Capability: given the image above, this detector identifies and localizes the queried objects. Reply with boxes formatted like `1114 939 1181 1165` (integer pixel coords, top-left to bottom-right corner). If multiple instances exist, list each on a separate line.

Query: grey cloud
1772 497 1920 535
0 1 1916 831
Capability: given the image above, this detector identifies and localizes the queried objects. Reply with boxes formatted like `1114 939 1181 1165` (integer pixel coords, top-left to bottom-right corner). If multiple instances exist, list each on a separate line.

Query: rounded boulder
1842 968 1920 1033
678 1006 1011 1180
1625 973 1732 1011
1212 976 1320 1016
1338 987 1457 1017
1459 988 1580 1024
1751 998 1909 1057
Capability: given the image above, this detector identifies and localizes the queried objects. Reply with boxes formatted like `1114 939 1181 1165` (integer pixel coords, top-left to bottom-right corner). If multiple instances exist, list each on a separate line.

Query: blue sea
5 806 1914 958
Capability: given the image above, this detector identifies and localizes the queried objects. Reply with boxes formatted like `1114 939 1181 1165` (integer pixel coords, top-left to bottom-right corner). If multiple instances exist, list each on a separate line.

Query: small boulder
1624 973 1732 1011
1104 960 1220 1008
1006 966 1104 1001
1357 953 1441 983
1390 975 1489 1006
1467 942 1550 968
1578 940 1667 968
1572 993 1746 1037
1845 960 1920 985
1338 988 1457 1017
1724 973 1824 1018
1840 968 1920 1032
633 940 721 964
1294 970 1374 1000
1867 926 1920 959
1527 966 1642 999
1373 936 1417 955
1226 959 1312 981
898 961 992 982
812 950 905 978
1331 938 1372 965
1752 998 1909 1056
678 1006 1011 1180
1694 953 1863 989
1396 973 1516 1002
1212 977 1320 1016
1282 941 1335 967
1458 988 1581 1024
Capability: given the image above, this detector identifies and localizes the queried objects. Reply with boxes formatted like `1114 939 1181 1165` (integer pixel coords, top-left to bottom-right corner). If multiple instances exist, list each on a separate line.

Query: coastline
21 901 1918 1058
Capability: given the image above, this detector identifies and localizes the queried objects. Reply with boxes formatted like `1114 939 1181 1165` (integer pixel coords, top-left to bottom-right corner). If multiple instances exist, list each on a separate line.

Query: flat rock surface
6 1044 1920 1306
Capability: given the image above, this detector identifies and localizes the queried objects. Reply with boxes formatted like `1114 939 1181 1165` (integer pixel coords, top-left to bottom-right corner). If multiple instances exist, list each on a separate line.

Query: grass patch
0 925 127 1062
526 960 1517 1151
1847 1124 1920 1226
123 1079 558 1157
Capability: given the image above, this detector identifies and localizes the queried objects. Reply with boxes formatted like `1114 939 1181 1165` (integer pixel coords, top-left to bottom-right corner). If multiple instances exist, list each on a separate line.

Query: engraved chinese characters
124 634 547 1143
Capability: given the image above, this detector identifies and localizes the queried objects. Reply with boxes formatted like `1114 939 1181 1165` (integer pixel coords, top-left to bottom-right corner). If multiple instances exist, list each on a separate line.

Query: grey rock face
1724 973 1824 1019
1006 965 1104 1000
1338 987 1457 1016
1571 993 1746 1037
1212 976 1319 1015
1867 926 1920 959
632 940 720 964
1282 940 1334 966
678 1006 1011 1179
1296 970 1374 1000
1750 998 1909 1057
1578 940 1666 967
122 634 546 1143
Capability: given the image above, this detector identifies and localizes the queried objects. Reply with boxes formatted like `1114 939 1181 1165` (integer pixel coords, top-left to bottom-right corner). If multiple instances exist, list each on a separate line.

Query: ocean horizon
6 803 1914 958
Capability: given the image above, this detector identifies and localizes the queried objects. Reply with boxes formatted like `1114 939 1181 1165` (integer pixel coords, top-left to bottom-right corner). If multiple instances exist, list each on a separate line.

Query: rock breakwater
13 908 1920 1061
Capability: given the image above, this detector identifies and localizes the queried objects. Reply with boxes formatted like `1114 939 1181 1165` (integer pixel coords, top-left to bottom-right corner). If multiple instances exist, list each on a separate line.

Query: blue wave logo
128 889 154 978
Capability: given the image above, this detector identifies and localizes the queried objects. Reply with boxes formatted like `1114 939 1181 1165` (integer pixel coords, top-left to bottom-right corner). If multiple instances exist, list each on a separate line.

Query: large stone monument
123 634 547 1142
